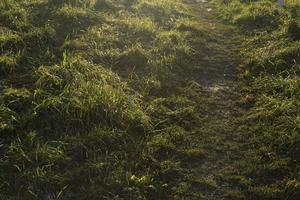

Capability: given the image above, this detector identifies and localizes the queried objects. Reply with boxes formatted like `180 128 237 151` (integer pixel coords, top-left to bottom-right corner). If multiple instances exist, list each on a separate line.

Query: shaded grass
216 0 300 199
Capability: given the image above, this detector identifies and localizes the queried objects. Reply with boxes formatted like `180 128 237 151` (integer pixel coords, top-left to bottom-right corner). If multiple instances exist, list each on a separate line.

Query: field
0 0 299 199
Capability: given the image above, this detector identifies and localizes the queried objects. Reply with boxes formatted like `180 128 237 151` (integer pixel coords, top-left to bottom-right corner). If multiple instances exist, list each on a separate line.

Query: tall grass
0 0 207 199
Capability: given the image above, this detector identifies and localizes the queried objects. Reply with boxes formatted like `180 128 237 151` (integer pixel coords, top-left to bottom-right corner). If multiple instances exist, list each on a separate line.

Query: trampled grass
216 0 300 199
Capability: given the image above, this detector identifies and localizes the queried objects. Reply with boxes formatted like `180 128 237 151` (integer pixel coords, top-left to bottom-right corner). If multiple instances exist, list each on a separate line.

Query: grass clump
218 0 286 32
0 29 23 51
0 105 18 134
134 0 188 26
120 16 159 42
233 0 283 31
54 5 104 30
2 88 32 111
0 55 18 75
287 20 300 40
0 0 28 31
34 55 150 132
94 0 119 11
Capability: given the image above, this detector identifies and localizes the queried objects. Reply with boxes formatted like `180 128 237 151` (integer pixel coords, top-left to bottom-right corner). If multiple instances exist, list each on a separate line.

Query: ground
172 0 247 199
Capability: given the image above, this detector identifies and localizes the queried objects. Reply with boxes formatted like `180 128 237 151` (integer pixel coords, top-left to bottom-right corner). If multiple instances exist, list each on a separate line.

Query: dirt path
180 1 247 199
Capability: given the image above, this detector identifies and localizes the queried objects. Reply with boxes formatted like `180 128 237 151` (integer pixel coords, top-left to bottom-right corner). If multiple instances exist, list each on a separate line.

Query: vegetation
216 0 300 199
0 0 299 199
0 0 210 199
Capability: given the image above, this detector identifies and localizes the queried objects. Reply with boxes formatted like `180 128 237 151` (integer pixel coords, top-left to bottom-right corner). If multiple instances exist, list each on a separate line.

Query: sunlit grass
0 0 207 198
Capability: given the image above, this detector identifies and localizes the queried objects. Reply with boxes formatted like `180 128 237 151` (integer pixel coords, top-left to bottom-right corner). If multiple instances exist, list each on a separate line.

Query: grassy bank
0 0 214 199
216 0 300 199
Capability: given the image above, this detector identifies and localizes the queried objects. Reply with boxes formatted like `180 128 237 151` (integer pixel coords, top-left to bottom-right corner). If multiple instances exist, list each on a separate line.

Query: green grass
216 0 300 199
1 0 299 199
0 0 211 199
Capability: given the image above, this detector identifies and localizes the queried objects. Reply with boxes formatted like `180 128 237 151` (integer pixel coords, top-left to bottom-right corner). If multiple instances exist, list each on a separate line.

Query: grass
0 0 211 199
1 0 299 199
216 0 300 199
